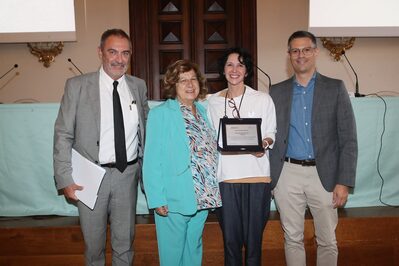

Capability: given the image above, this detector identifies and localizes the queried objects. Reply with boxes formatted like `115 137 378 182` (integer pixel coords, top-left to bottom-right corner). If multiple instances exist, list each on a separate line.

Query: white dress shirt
98 67 139 164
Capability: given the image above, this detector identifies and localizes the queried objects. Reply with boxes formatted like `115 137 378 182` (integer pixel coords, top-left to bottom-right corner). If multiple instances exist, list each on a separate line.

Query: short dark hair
287 31 317 50
217 47 253 84
100 29 131 50
163 60 208 100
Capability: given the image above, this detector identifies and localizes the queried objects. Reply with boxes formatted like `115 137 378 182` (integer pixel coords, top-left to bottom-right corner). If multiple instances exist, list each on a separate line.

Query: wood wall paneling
129 0 257 99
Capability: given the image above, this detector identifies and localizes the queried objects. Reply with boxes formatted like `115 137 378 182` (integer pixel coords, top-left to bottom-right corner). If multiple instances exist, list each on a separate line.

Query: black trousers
216 182 272 266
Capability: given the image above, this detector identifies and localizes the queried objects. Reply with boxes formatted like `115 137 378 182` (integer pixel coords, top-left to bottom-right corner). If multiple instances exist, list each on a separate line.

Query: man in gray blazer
53 29 149 266
269 31 357 266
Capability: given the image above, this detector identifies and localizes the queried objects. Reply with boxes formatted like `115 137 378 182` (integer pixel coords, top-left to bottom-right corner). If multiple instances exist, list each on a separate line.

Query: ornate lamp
27 42 64 68
320 37 355 61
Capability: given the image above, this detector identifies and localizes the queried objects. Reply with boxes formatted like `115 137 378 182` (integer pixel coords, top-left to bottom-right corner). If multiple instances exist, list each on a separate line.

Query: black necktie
113 80 127 172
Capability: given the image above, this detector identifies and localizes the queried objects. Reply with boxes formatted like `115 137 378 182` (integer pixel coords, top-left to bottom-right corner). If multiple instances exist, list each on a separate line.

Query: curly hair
217 47 254 84
163 60 208 100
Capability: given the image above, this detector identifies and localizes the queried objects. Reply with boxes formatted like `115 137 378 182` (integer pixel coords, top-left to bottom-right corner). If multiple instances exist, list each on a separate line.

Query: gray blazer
53 71 149 190
269 72 357 192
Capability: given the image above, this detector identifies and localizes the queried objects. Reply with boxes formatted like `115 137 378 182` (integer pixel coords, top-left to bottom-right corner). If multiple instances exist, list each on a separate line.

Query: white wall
257 0 399 95
1 0 398 103
0 0 129 103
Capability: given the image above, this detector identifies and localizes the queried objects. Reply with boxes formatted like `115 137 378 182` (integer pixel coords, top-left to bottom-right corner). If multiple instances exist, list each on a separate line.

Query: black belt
101 157 138 168
285 157 316 166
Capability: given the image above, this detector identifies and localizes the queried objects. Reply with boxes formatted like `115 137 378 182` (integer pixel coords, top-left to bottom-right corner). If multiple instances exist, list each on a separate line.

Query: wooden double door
129 0 257 100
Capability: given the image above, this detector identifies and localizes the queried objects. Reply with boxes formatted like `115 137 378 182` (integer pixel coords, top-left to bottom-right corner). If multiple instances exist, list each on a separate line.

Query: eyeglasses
228 98 241 118
178 77 198 86
288 47 316 57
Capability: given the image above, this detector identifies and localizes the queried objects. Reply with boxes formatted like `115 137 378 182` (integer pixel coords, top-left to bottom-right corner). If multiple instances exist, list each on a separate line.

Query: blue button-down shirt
286 73 316 160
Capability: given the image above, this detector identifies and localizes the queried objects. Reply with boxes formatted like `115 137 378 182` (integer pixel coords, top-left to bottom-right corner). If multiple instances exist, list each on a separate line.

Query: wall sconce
320 37 355 61
27 42 64 67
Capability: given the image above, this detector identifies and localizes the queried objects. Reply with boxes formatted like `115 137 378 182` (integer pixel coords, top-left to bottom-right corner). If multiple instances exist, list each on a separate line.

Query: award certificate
218 117 263 152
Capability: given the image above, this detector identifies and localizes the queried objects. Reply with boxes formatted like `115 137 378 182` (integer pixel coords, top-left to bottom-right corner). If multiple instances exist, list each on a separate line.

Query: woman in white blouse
207 47 277 266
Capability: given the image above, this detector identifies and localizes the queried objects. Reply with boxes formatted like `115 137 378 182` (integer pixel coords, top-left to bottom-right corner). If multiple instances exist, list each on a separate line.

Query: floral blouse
180 104 222 210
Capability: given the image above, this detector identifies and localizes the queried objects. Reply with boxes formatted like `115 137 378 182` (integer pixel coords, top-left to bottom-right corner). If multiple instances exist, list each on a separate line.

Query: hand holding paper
71 149 106 209
63 183 84 201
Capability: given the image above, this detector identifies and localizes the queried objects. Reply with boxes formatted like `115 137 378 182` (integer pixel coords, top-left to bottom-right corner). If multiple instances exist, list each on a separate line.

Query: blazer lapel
312 72 324 123
127 80 143 120
281 77 294 136
126 77 146 157
167 99 190 150
87 72 101 134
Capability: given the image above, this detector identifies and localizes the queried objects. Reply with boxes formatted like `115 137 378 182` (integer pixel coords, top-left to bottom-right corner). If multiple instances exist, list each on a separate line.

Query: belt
285 157 316 166
101 157 138 168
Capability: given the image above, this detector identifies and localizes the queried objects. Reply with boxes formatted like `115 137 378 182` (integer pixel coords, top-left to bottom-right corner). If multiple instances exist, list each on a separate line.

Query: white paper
225 124 259 145
71 149 106 210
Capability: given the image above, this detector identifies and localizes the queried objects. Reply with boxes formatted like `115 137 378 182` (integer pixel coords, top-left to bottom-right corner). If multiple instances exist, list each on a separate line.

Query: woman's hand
252 151 265 157
262 138 273 149
252 137 274 157
155 205 169 216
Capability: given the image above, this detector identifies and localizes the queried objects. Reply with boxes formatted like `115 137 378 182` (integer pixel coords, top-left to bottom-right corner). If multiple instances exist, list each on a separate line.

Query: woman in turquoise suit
143 59 222 266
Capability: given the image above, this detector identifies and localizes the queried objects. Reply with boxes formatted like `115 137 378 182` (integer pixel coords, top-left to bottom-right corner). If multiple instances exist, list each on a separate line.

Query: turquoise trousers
155 209 208 266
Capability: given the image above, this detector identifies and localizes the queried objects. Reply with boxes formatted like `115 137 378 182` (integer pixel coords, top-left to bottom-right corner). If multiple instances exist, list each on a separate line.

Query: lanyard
223 86 246 118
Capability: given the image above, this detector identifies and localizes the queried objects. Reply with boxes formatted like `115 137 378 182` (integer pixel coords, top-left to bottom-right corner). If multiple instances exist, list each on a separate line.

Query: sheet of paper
225 124 259 145
71 149 106 210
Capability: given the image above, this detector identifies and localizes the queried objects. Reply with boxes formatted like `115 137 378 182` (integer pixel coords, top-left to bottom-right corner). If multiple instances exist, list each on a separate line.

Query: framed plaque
217 117 263 152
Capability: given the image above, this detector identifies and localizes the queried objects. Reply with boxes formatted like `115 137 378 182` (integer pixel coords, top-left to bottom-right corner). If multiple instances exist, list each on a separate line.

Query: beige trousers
273 162 338 266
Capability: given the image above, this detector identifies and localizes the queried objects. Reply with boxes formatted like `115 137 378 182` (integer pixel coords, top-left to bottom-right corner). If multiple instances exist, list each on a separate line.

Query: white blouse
207 86 277 182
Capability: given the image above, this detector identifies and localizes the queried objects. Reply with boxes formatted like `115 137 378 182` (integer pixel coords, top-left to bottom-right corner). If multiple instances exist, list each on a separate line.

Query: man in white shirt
53 29 149 265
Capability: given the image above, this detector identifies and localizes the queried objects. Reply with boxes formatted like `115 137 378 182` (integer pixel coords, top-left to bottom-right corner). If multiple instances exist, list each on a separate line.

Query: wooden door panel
130 0 256 99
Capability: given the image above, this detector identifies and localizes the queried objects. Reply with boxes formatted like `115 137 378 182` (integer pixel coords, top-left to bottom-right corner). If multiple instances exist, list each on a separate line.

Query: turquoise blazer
143 99 212 215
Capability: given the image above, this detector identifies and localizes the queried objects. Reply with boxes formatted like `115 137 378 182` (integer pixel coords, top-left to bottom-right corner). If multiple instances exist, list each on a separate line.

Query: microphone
0 64 18 80
254 64 272 90
341 51 364 97
67 58 83 74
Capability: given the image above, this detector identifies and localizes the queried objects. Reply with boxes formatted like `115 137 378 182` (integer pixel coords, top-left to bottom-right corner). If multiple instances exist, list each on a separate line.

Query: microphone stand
0 64 18 80
342 52 364 97
254 65 272 90
67 58 83 74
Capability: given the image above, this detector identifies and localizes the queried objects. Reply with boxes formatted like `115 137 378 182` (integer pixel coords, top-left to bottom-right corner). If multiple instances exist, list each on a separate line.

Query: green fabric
347 97 399 208
0 98 398 216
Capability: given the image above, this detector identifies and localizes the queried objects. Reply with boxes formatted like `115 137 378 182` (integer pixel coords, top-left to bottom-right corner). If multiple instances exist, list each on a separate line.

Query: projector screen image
308 0 399 37
0 0 76 43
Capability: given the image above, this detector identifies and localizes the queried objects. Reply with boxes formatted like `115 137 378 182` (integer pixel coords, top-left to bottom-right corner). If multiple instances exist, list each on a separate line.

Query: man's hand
63 183 83 201
332 184 349 208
